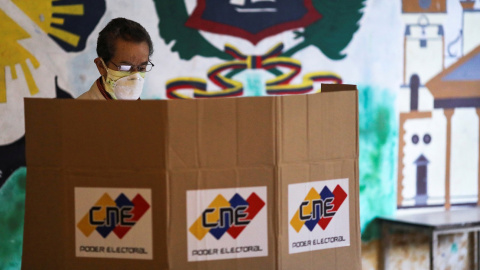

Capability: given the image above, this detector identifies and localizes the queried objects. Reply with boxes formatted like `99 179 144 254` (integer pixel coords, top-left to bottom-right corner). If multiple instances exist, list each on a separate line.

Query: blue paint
419 0 432 9
420 39 427 48
49 0 106 51
443 53 480 81
199 0 310 34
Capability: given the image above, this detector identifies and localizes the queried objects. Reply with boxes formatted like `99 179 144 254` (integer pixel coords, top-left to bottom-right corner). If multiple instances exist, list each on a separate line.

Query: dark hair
97 18 153 63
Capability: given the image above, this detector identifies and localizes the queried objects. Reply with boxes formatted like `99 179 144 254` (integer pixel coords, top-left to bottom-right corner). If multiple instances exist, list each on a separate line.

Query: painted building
398 0 480 208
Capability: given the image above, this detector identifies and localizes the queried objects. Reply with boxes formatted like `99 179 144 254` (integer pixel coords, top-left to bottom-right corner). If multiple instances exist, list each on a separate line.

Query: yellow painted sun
13 0 84 47
0 9 39 103
0 0 85 103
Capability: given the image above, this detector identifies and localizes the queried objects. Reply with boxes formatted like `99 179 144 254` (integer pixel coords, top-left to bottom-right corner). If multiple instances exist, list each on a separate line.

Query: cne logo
290 185 347 233
189 192 265 241
77 192 150 239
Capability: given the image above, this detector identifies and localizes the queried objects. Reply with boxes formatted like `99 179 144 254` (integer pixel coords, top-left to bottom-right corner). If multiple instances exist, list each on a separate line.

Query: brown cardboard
23 84 359 269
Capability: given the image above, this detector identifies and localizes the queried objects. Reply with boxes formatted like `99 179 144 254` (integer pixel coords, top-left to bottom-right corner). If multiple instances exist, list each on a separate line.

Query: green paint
154 0 364 62
358 86 397 242
283 0 365 59
244 71 264 96
0 167 26 270
451 243 458 253
153 0 232 61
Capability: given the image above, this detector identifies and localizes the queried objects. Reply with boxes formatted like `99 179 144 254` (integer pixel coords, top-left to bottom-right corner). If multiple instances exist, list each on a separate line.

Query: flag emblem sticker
288 178 350 254
187 186 268 261
74 187 152 260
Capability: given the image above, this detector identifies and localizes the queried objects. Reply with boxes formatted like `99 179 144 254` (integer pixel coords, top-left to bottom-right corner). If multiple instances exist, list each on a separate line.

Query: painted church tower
402 0 446 87
397 0 448 207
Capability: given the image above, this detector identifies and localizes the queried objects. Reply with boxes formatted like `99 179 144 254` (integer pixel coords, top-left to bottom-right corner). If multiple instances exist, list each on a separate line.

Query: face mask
101 59 145 100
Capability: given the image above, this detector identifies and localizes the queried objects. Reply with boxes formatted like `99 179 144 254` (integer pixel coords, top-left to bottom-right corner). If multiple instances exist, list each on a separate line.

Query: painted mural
397 0 480 209
0 0 478 269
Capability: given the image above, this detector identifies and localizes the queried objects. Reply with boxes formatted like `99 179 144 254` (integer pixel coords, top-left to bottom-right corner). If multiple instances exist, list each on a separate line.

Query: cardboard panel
23 168 168 269
278 95 309 162
62 100 168 169
24 98 63 167
307 91 358 161
168 99 201 168
197 98 238 167
279 89 358 163
22 168 66 269
236 97 276 166
168 96 276 169
278 160 360 270
67 170 167 269
169 167 276 269
26 99 168 170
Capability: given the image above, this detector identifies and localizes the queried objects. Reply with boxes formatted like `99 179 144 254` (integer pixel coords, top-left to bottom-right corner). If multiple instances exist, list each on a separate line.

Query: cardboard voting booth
22 84 360 269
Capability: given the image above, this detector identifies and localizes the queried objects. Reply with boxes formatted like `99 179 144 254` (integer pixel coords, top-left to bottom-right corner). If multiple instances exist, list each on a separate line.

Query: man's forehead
111 38 150 63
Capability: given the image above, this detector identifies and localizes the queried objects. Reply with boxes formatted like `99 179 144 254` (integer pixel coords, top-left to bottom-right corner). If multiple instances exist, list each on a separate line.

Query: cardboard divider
23 85 359 269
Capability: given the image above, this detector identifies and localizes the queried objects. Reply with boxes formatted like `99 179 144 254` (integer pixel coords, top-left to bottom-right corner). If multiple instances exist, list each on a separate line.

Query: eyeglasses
109 60 154 72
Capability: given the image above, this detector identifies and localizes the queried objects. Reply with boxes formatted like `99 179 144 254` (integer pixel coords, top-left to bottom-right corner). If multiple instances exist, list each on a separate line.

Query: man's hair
97 18 153 63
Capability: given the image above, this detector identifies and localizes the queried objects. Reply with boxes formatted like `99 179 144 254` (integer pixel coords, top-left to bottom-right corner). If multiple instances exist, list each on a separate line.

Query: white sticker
186 186 268 261
74 187 152 259
288 178 350 254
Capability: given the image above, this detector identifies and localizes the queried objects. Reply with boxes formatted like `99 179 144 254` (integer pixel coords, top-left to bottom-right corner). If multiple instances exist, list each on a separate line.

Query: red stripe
255 56 262 69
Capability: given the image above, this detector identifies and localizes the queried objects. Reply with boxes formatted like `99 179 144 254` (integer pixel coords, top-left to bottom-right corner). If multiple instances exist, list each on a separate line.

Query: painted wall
397 0 480 209
0 0 479 268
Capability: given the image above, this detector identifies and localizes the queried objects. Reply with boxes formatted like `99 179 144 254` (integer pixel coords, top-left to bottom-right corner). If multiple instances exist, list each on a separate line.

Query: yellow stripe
30 56 40 69
304 71 342 79
224 43 246 58
194 71 243 96
194 85 242 97
51 17 65 25
49 26 80 47
263 56 301 66
0 66 5 102
10 65 17 80
20 61 39 96
264 42 283 56
266 68 298 86
172 91 193 99
304 71 342 93
52 4 84 15
207 60 244 74
224 43 236 51
166 77 206 85
246 56 252 69
267 82 311 91
214 74 242 88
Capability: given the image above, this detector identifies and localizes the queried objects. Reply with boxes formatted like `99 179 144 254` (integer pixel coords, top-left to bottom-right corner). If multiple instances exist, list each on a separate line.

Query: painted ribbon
166 43 342 99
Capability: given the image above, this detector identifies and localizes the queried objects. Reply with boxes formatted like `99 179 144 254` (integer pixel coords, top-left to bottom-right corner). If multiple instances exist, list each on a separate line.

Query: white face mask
101 59 145 100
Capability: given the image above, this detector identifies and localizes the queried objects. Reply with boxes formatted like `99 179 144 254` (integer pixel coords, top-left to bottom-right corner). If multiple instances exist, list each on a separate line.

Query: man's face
96 38 150 76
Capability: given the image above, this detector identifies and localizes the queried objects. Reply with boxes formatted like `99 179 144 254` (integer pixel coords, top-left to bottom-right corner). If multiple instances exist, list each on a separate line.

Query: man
78 18 154 100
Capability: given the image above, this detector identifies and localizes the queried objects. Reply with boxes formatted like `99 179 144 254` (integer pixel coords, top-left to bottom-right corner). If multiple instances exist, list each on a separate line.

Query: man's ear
94 57 107 77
